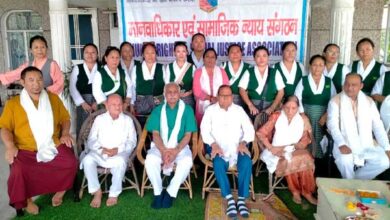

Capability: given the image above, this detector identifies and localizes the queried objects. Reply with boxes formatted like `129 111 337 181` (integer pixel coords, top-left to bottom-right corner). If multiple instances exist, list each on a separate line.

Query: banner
117 0 308 64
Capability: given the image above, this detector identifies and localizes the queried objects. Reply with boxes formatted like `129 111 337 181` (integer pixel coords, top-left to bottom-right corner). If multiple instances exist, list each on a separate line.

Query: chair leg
202 165 209 199
187 175 193 199
250 175 256 201
130 163 141 196
141 168 147 197
192 166 198 179
79 176 87 199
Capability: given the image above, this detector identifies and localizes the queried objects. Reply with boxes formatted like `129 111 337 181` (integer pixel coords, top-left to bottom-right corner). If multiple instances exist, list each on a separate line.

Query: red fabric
7 144 78 209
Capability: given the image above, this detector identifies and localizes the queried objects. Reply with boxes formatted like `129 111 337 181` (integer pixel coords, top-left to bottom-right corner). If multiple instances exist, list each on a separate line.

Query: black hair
190 33 206 51
119 41 134 53
323 43 340 53
29 35 48 49
102 46 120 65
217 85 232 95
141 42 157 57
356 38 375 52
174 41 188 52
309 54 326 65
253 45 269 58
203 48 218 59
21 66 42 80
281 41 297 52
83 43 99 63
283 95 300 106
227 43 242 54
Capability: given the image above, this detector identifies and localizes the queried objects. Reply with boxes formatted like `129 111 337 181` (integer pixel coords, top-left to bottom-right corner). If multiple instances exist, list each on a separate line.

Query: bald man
81 94 137 208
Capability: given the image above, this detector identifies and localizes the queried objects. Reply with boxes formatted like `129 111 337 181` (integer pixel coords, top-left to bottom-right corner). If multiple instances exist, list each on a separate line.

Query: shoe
151 193 164 209
161 190 174 208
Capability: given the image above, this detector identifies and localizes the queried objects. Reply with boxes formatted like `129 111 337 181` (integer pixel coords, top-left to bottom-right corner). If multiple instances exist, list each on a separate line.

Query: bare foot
25 198 39 215
106 197 118 207
52 191 66 207
292 192 302 204
302 193 318 205
90 190 102 208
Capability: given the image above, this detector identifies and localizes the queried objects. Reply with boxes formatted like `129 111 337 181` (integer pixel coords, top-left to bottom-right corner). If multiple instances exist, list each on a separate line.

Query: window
381 4 390 64
68 8 99 64
2 10 43 69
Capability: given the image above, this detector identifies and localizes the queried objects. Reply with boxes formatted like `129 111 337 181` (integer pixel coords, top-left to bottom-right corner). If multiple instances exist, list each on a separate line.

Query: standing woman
193 48 229 125
187 33 206 69
221 44 251 106
323 43 350 93
273 41 304 98
164 41 196 108
0 35 64 95
131 42 165 116
294 55 336 173
350 38 387 95
119 41 140 78
70 43 99 137
239 45 285 120
92 46 133 111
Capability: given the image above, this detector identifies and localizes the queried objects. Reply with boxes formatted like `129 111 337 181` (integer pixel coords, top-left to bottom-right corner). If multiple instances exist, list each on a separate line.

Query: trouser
82 153 128 197
207 142 252 198
334 147 390 179
285 170 316 195
144 147 193 197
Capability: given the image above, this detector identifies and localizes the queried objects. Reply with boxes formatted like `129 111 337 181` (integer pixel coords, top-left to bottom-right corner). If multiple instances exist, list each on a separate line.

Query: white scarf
198 66 223 114
141 61 156 80
20 89 57 162
172 61 191 85
260 111 303 173
308 73 325 94
340 91 373 165
120 59 135 77
357 59 376 80
254 66 269 95
324 62 338 79
191 52 203 68
280 61 297 85
227 61 244 85
102 65 121 96
160 100 185 174
83 62 98 84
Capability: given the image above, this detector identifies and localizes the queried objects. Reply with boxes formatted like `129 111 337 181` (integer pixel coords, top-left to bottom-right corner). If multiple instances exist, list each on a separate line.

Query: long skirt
7 144 78 209
303 104 327 158
76 94 95 138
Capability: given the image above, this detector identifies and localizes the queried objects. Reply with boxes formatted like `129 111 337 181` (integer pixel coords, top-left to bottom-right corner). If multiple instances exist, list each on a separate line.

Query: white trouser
81 151 129 197
144 146 193 197
334 146 389 179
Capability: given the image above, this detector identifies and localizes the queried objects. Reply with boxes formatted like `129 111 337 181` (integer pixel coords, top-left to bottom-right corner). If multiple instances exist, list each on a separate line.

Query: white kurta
81 112 137 197
200 103 255 167
69 63 98 106
371 72 387 95
327 92 390 179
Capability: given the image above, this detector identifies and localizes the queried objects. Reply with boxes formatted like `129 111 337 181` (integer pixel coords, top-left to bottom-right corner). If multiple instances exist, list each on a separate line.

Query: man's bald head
105 94 123 119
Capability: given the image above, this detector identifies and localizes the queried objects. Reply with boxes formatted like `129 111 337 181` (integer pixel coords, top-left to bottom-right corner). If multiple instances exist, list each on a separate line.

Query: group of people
1 33 390 218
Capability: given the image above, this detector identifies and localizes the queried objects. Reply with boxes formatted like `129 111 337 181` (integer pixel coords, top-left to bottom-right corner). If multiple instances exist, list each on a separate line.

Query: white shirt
294 73 337 113
200 103 255 162
350 59 387 80
87 112 137 155
327 94 390 151
238 66 285 94
164 61 194 84
323 62 350 85
274 61 306 85
92 65 134 104
69 63 98 106
371 72 388 95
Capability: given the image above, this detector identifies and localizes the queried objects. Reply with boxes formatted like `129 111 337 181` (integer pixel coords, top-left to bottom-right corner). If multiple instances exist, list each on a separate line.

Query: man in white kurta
81 94 137 208
145 83 197 209
201 85 255 218
327 73 390 179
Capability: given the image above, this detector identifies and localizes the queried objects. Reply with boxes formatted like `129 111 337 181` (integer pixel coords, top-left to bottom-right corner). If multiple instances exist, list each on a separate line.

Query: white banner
117 0 309 64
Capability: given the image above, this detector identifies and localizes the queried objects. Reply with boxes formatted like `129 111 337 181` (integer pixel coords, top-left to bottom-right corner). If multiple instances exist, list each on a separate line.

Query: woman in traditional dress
119 41 140 78
350 38 387 95
164 41 196 108
294 55 336 175
92 46 133 111
221 43 251 106
273 41 305 98
0 35 64 95
239 45 285 120
70 43 99 136
322 43 350 93
193 48 229 125
257 95 317 205
131 42 165 116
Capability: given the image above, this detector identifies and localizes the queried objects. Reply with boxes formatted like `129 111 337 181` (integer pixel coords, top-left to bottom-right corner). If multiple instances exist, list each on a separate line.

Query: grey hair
163 82 181 97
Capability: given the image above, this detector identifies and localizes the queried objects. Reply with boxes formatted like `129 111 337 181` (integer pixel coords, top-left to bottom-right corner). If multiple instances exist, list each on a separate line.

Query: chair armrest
197 135 213 167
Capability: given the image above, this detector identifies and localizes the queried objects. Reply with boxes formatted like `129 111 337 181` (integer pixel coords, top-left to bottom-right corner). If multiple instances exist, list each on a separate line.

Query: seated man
0 66 78 215
145 82 197 209
327 73 390 179
201 85 255 218
81 94 137 208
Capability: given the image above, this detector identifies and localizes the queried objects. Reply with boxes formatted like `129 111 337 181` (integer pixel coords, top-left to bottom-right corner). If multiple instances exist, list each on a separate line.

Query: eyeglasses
325 50 339 55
